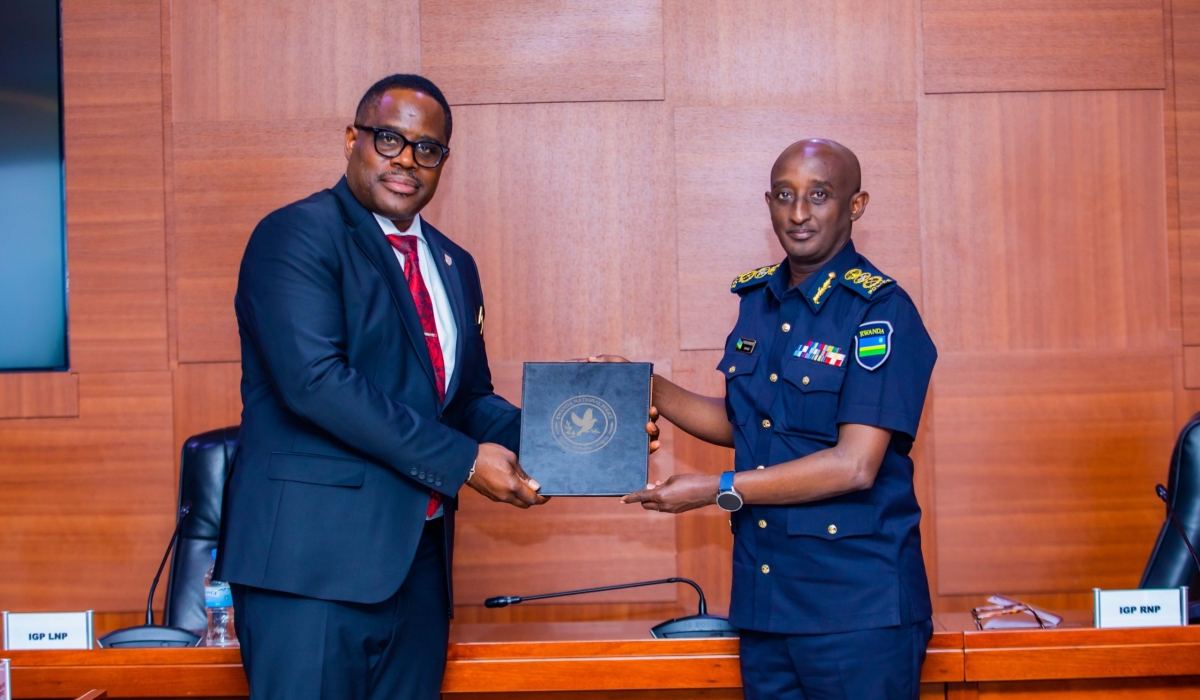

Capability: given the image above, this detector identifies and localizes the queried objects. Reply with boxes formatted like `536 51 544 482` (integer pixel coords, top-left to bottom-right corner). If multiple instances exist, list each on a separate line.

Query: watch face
716 491 743 512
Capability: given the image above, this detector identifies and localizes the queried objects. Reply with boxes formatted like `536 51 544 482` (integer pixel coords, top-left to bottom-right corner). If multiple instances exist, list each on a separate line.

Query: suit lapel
422 222 468 404
331 178 438 397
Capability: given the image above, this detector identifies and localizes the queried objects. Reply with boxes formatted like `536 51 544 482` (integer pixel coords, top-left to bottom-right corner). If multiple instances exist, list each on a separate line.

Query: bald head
772 139 861 195
764 138 870 284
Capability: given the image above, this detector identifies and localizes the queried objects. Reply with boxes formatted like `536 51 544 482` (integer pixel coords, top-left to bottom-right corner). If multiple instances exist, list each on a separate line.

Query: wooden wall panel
922 0 1165 94
171 120 346 361
933 351 1173 594
421 101 677 362
674 104 920 351
1177 1 1200 345
0 372 176 610
169 0 420 122
921 90 1174 595
420 0 664 105
172 362 241 456
0 373 79 419
61 0 169 372
921 91 1170 354
665 0 916 106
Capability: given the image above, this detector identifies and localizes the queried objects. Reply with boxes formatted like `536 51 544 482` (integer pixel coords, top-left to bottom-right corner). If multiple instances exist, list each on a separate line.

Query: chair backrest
163 426 239 633
1140 413 1200 589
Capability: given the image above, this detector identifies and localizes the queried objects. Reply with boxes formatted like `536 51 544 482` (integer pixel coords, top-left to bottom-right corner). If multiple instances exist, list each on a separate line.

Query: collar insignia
730 264 780 294
811 271 837 306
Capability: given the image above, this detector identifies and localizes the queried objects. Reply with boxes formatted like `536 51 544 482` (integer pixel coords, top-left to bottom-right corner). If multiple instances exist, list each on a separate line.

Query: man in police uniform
608 139 937 698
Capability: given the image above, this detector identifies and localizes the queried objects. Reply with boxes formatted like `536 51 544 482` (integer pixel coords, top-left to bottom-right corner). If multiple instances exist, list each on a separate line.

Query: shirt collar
373 212 426 243
768 239 860 314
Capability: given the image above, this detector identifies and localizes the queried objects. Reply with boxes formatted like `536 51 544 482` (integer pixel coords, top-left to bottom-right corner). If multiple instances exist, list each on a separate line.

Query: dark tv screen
0 0 68 371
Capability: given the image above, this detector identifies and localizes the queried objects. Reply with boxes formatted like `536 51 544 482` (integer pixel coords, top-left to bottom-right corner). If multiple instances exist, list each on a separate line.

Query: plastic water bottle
204 548 238 647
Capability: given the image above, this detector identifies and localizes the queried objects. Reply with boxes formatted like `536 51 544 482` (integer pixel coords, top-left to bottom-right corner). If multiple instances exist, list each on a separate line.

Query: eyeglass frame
971 601 1048 630
353 124 450 168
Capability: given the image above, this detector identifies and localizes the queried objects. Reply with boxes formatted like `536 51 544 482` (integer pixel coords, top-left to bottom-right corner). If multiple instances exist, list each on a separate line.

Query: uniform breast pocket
778 358 845 441
786 503 875 540
717 353 759 424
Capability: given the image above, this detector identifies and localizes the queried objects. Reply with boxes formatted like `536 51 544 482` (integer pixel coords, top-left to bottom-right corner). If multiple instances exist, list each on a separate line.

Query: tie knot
387 234 418 258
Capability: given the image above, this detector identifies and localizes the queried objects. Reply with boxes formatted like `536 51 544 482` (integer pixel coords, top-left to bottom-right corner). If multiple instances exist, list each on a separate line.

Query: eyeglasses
354 125 449 168
971 596 1061 630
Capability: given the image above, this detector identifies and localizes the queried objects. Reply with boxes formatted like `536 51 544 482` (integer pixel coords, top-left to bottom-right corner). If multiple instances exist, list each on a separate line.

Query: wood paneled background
3 0 1200 623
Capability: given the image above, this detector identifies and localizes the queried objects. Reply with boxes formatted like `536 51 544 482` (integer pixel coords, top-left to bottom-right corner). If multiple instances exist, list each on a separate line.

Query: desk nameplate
2 612 93 651
1094 587 1188 629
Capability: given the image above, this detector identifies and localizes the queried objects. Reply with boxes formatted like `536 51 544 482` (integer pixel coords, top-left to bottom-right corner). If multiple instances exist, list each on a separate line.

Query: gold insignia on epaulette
843 268 893 295
811 271 836 304
730 264 780 290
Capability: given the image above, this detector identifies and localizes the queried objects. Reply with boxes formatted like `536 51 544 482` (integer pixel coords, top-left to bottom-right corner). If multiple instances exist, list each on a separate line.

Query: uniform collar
768 239 860 314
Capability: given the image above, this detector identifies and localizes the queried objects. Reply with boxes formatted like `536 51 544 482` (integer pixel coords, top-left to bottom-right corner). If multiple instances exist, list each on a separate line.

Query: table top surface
6 613 1200 696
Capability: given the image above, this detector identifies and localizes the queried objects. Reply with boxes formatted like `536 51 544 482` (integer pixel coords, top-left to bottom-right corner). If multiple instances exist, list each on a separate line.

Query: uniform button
781 323 791 332
756 465 765 470
728 365 736 373
410 468 418 476
761 419 772 429
761 564 770 574
802 376 810 386
769 373 778 382
827 524 838 535
436 480 443 487
758 519 767 529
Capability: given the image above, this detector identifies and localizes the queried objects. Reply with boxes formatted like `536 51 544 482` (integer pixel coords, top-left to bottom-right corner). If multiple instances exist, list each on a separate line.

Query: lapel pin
444 253 453 266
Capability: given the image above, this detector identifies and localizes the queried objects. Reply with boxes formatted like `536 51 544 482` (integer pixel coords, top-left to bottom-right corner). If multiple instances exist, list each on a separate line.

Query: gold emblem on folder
551 395 618 454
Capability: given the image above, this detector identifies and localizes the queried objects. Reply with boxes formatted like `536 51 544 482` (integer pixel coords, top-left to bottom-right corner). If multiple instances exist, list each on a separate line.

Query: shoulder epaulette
839 266 895 299
730 264 780 294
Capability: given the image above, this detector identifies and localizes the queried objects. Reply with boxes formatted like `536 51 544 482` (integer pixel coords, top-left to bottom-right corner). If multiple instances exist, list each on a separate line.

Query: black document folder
519 362 652 496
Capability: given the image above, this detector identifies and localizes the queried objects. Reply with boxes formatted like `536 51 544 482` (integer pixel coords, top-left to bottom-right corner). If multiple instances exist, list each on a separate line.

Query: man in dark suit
216 74 547 700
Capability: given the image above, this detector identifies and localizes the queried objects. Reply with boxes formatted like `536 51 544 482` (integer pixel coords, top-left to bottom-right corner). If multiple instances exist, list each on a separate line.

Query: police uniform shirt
721 239 936 635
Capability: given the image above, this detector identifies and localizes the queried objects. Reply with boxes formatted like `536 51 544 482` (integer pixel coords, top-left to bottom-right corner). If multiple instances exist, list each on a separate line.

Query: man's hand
466 443 549 508
578 355 660 454
620 473 719 514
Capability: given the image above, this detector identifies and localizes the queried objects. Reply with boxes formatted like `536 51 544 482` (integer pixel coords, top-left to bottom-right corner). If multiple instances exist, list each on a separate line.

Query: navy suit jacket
215 177 520 606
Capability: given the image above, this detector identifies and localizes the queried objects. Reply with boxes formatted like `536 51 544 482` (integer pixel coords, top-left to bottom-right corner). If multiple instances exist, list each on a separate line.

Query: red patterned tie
387 234 446 518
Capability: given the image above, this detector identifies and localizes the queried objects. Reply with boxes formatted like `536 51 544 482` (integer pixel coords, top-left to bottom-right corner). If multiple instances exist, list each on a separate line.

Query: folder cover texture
519 362 652 496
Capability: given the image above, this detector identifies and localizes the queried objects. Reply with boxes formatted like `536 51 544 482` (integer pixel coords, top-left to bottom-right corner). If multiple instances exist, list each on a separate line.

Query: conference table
6 613 1200 699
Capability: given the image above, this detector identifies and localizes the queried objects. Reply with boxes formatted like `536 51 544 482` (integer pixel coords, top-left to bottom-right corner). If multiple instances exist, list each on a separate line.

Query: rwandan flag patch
795 341 846 367
855 321 892 371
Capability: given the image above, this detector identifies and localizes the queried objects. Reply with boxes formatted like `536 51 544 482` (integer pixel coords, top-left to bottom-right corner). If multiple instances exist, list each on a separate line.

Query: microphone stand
486 577 738 638
97 503 203 648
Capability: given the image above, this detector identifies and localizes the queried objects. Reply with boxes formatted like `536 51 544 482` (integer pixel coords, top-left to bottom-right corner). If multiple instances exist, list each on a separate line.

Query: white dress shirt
373 213 458 391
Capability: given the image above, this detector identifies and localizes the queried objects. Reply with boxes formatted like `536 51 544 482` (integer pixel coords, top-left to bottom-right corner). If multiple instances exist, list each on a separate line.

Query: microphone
97 502 203 648
485 578 737 639
1155 484 1200 624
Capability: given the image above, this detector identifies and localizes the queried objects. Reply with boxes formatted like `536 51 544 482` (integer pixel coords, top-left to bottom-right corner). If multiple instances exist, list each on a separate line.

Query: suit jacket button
436 480 443 487
411 468 419 476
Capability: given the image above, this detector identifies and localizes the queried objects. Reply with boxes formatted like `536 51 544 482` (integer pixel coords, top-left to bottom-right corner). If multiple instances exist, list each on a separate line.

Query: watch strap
719 471 735 493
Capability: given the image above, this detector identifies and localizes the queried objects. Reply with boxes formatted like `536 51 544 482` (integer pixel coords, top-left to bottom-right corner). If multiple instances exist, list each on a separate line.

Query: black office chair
1140 412 1200 621
162 426 239 634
